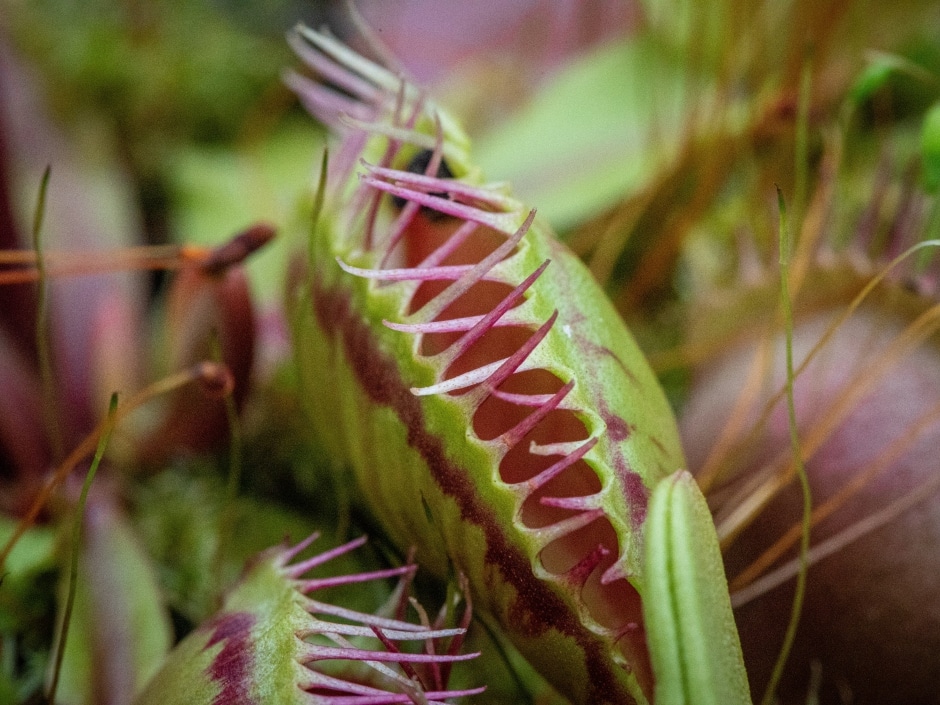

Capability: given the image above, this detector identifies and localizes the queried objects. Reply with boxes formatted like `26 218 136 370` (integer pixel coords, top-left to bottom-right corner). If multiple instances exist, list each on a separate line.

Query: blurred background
2 1 940 704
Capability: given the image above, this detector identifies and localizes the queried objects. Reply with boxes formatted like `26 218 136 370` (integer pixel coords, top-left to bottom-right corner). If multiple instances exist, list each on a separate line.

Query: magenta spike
463 310 559 408
439 576 473 687
378 198 422 269
524 437 599 494
384 311 524 335
403 599 439 690
344 116 439 152
411 358 508 396
377 116 447 269
360 92 421 252
285 535 369 578
410 210 536 324
303 688 487 705
299 670 397 699
528 439 589 456
490 390 555 406
280 531 323 565
353 90 426 251
369 627 423 689
613 620 643 647
532 508 605 548
334 132 374 204
426 686 489 701
360 174 518 233
285 74 376 127
601 559 631 585
539 493 601 511
286 34 381 106
303 600 438 633
498 379 575 451
364 162 519 211
390 547 417 623
561 543 611 589
299 564 416 593
299 621 467 642
360 178 385 253
303 646 480 664
336 258 484 282
431 259 551 369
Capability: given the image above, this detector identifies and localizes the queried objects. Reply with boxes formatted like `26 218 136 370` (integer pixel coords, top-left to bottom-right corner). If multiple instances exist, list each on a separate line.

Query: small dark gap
515 459 602 528
419 330 463 357
497 368 568 395
441 326 533 380
534 459 603 499
472 394 532 441
408 279 450 314
583 559 644 630
538 516 612 575
435 226 508 267
515 460 603 529
403 219 507 272
484 406 588 456
408 279 517 318
518 495 579 529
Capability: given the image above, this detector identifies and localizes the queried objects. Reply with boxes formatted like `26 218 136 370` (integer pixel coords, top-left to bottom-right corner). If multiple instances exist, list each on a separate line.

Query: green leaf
475 37 692 231
921 101 940 194
644 471 751 705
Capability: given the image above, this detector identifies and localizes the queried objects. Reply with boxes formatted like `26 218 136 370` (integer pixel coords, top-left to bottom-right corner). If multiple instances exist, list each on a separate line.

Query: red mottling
204 612 258 705
575 334 639 385
313 279 648 704
613 455 649 529
624 473 649 528
604 413 632 443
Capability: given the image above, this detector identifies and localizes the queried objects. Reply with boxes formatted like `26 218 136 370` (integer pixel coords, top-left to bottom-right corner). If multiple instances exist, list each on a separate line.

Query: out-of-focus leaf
921 101 940 193
54 498 172 705
167 121 323 305
475 37 694 231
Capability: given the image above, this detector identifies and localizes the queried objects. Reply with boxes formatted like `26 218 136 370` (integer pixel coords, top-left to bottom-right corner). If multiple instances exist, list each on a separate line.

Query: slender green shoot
308 149 329 273
46 392 119 705
32 166 63 462
761 188 813 705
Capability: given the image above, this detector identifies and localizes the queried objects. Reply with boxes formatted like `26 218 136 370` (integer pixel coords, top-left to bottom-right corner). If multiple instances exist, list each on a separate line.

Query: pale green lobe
289 26 697 705
643 471 751 705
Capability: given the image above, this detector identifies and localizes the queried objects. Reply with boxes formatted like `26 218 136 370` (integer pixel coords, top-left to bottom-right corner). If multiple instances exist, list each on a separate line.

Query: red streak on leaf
204 611 258 705
313 278 647 704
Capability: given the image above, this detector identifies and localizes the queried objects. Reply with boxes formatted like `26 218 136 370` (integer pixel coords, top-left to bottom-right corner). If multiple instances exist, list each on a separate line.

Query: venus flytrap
134 533 483 705
289 26 750 704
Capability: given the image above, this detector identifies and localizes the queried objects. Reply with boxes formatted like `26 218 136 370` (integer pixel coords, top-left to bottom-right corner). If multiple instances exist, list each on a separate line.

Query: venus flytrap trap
288 26 750 705
134 533 484 705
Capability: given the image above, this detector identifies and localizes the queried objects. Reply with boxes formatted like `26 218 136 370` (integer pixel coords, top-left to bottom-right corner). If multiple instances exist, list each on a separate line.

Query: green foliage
922 101 940 193
644 471 751 705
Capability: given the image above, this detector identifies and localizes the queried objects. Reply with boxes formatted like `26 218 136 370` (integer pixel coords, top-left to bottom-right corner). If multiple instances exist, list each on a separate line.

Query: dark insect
391 149 455 219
